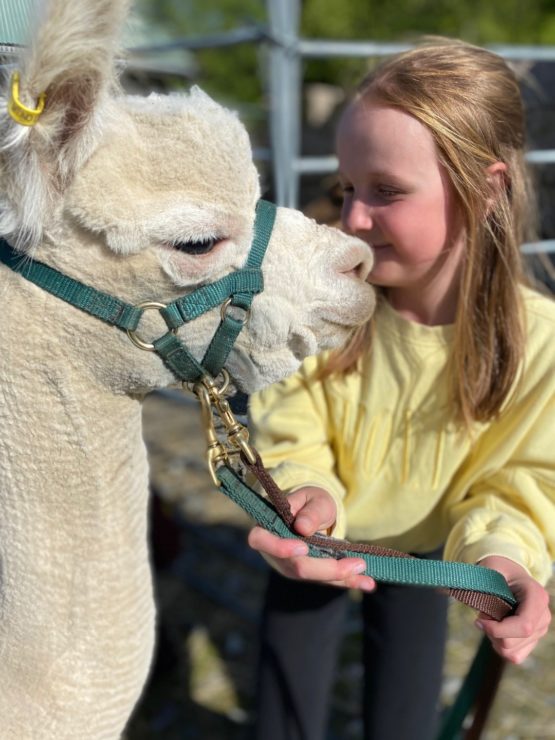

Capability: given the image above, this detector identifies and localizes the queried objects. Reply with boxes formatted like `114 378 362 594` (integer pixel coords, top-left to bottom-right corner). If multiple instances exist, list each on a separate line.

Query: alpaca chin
225 345 304 393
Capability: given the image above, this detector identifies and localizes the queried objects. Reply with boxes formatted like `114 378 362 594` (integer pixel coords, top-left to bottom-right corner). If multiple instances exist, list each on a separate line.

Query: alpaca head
0 0 375 392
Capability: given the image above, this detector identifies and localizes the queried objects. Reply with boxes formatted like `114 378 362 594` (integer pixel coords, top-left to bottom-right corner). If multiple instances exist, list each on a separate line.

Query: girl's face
336 98 465 313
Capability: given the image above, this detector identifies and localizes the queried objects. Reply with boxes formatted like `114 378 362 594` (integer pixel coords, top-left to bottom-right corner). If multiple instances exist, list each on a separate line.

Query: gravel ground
124 391 555 740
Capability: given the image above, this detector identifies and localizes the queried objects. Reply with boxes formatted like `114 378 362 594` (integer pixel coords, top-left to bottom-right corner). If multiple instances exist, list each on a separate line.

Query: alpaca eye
173 237 219 255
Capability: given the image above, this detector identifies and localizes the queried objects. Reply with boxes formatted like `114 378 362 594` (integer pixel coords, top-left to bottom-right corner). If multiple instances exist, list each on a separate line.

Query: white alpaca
0 1 374 737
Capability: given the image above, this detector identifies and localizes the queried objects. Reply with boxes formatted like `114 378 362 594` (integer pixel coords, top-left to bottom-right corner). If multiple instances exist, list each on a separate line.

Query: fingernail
359 580 376 592
292 545 308 556
352 562 366 574
475 620 484 631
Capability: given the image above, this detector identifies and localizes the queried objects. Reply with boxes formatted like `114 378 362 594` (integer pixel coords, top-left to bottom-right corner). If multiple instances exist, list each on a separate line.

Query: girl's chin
367 253 407 287
367 268 401 287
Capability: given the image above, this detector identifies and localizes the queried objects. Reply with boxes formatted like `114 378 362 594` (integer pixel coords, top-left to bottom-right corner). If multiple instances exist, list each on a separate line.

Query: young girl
247 39 554 740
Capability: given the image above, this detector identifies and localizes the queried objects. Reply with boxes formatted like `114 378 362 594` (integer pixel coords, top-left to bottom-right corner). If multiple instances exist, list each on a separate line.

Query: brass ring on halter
220 298 250 326
127 301 177 351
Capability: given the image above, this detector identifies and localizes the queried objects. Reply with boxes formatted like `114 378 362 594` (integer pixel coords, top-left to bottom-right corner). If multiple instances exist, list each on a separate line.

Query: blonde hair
325 38 537 426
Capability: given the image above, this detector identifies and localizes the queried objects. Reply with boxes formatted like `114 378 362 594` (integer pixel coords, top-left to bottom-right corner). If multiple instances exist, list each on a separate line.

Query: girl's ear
485 161 508 208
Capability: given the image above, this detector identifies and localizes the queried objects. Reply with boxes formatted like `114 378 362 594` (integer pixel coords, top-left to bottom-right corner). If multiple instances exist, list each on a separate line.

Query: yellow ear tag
8 71 46 127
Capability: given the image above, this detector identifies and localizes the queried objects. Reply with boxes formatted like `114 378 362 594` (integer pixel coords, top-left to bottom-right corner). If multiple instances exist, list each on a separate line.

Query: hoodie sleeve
248 355 348 537
444 392 555 585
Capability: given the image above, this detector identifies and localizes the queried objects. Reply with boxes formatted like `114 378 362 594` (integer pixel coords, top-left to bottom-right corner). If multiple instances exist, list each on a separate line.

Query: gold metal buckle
126 301 177 351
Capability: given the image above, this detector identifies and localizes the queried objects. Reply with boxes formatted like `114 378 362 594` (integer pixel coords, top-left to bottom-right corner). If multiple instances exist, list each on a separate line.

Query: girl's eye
339 182 354 194
340 187 354 201
377 186 401 198
172 237 220 255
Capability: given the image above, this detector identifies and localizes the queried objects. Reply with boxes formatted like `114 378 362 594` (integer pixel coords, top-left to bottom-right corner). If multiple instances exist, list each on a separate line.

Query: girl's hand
476 555 551 663
247 486 376 591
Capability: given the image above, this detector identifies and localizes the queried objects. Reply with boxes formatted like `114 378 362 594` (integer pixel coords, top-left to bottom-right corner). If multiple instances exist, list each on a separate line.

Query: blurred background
2 1 555 737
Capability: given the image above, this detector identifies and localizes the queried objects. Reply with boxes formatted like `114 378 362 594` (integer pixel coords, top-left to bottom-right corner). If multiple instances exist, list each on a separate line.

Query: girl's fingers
489 636 540 664
285 553 367 583
286 488 318 518
287 488 337 536
247 526 308 559
476 605 551 640
476 598 551 664
336 573 377 592
476 615 533 640
247 526 376 590
487 634 539 651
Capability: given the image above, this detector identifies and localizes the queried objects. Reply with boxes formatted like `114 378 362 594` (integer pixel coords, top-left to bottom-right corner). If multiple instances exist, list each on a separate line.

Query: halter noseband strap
0 199 277 383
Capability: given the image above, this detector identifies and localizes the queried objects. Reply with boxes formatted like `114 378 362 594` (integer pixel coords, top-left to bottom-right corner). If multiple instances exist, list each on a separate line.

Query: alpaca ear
0 0 131 251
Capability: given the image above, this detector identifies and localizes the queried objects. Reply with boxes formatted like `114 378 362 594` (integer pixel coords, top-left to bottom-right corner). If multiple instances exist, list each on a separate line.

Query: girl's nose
341 197 374 235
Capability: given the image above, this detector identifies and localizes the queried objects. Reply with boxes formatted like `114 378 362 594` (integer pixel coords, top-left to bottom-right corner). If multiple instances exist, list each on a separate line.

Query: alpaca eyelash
171 236 221 255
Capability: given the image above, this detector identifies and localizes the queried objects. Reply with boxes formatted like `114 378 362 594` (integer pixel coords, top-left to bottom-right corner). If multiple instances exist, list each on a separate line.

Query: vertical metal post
266 0 301 208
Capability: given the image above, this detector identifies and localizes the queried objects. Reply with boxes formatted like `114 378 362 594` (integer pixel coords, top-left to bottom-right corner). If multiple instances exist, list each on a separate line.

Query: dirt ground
124 390 555 740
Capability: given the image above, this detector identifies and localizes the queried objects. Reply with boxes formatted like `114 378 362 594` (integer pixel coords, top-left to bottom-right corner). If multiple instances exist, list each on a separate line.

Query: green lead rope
216 465 516 607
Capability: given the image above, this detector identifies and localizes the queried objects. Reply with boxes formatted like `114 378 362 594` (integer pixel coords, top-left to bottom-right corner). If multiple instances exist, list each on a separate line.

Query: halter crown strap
0 199 276 382
0 239 145 331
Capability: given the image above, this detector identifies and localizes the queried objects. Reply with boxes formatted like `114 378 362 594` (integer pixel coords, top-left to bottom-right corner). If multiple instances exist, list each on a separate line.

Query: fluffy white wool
0 0 375 737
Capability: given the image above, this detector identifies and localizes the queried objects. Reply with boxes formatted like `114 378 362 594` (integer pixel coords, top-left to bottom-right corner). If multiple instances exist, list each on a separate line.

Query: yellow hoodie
249 289 555 584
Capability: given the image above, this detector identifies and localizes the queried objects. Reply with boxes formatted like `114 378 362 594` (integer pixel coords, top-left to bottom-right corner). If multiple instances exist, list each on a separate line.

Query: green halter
0 199 277 383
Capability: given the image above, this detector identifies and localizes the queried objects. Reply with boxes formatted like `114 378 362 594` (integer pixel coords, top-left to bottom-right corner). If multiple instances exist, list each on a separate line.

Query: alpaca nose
338 242 374 282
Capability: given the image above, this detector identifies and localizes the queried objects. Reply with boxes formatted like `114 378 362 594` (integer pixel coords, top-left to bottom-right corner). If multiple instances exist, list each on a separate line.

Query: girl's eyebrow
373 172 412 188
338 169 411 187
370 170 402 180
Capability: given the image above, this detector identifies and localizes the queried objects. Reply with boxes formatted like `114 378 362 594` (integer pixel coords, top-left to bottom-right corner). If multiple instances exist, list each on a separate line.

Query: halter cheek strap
0 199 276 383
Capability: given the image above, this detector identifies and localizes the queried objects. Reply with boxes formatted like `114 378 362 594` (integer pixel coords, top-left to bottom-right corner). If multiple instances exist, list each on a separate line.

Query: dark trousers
254 555 448 740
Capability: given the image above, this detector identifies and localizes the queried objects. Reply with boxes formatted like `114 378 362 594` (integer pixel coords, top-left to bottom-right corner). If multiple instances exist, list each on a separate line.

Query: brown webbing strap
246 451 512 621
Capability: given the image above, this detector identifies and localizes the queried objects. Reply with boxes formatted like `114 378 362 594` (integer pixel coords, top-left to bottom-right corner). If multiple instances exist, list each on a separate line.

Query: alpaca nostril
342 266 360 280
336 239 374 283
356 253 374 281
340 251 374 282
